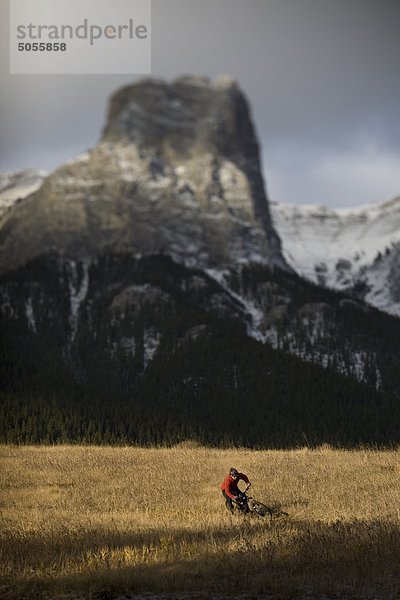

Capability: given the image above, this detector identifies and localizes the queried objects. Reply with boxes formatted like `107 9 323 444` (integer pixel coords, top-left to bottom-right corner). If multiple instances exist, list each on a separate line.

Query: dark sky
1 0 399 207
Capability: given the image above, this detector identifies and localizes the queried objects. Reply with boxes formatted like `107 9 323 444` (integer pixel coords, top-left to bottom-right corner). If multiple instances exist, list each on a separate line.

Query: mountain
1 76 400 447
270 199 400 316
0 75 287 274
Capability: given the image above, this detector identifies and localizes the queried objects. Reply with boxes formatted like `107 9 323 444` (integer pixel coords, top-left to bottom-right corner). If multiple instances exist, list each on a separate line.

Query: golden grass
1 443 400 599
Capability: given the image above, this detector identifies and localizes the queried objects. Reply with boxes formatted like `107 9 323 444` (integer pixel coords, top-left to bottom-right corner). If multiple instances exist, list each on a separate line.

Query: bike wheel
249 499 269 517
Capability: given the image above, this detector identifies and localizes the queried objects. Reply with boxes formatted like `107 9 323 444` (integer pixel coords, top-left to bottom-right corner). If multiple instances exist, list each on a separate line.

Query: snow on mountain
270 197 400 316
0 169 47 217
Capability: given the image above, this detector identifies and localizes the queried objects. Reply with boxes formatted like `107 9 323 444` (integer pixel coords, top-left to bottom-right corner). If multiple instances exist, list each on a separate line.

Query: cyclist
220 467 251 513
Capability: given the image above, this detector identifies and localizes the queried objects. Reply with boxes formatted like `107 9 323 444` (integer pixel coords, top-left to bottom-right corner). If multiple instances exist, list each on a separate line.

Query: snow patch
364 259 400 317
66 151 90 166
205 268 266 342
144 328 160 368
66 260 90 342
25 297 36 333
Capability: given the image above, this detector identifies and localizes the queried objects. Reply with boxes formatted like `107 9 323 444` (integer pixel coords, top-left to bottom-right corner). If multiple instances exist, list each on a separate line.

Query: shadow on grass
2 517 400 599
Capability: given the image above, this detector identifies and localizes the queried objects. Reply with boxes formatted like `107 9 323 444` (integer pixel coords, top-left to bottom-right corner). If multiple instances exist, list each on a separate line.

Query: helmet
229 467 239 478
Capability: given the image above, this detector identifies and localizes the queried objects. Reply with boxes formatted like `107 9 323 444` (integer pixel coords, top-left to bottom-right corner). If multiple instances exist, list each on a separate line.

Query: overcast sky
1 0 399 207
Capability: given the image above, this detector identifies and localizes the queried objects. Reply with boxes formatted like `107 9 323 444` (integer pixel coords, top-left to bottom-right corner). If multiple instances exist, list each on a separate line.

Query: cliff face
0 76 287 273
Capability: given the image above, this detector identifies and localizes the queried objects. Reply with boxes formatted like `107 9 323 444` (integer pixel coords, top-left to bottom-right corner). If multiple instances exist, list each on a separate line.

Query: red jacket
220 472 250 499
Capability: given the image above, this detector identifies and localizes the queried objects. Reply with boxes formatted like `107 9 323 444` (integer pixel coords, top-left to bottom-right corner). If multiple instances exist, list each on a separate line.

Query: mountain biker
220 467 251 513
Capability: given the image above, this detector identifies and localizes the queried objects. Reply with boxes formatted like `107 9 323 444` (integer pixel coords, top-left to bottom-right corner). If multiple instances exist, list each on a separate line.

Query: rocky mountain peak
102 75 255 162
0 76 288 273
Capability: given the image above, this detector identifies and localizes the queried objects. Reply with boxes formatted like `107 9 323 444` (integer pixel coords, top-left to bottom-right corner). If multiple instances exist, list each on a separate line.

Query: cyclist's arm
238 473 251 487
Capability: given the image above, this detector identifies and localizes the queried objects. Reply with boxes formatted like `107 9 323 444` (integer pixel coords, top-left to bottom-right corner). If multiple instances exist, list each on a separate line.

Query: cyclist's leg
222 491 234 513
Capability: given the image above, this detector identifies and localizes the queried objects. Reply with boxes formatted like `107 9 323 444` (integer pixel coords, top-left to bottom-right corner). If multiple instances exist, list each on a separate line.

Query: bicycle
233 486 289 520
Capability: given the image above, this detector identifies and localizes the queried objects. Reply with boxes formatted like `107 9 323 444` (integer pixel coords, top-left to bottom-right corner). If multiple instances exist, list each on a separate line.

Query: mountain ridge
270 197 400 316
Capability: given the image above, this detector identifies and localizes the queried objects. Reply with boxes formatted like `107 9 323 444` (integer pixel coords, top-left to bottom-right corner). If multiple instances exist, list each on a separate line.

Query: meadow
1 444 400 599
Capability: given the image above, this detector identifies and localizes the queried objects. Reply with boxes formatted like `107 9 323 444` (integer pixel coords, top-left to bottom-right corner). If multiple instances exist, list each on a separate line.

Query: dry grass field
1 444 400 599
